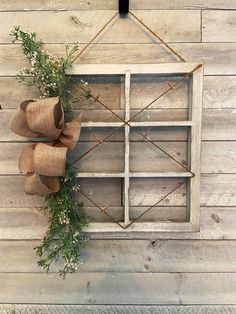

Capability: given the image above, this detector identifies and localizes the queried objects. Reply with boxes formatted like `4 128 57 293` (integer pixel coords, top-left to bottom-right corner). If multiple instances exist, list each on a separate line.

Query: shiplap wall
0 1 236 312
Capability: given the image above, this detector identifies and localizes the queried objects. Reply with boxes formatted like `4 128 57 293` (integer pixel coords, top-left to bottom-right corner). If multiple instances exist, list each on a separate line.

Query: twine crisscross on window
69 11 200 228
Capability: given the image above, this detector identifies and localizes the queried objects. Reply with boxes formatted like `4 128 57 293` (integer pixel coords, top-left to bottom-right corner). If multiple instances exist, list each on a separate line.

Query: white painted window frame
68 63 203 234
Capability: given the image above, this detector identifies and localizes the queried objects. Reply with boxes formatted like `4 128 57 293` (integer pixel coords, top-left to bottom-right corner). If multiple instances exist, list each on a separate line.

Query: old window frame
68 63 203 234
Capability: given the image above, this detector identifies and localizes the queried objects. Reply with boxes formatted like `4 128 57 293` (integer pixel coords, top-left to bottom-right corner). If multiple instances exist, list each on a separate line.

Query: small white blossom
72 185 80 192
64 259 78 271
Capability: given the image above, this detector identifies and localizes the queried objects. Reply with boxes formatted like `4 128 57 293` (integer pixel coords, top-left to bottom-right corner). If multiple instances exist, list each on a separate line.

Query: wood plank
129 74 189 110
203 11 236 42
199 207 236 240
68 206 236 239
0 0 235 11
202 109 236 140
0 206 236 240
2 75 236 110
2 108 236 141
87 206 187 222
0 76 187 110
0 176 186 207
0 110 190 142
0 176 121 207
124 71 130 223
0 77 40 109
0 177 45 207
0 75 123 110
130 121 192 127
2 142 236 175
0 108 188 125
201 174 236 206
0 43 236 75
72 142 125 174
0 208 48 239
130 175 236 207
129 172 192 178
75 142 187 174
202 142 236 173
1 305 236 313
77 173 125 178
0 239 236 273
129 177 187 206
69 221 197 233
1 174 236 207
0 11 200 44
203 76 236 109
80 121 193 127
0 273 236 304
0 206 187 238
70 63 201 75
73 75 123 110
188 63 203 229
0 0 118 11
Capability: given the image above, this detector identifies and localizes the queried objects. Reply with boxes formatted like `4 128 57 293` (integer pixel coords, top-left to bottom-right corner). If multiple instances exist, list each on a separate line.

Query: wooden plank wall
0 1 236 311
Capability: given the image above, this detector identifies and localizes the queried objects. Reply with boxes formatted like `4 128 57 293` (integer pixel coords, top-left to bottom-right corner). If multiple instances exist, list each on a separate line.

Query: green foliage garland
10 26 90 278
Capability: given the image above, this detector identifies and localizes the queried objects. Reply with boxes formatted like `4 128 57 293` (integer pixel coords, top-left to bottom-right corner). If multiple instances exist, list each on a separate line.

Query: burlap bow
9 97 82 196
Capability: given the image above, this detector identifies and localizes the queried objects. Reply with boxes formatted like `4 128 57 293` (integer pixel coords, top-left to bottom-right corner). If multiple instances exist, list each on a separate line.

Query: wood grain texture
1 305 236 314
0 75 189 110
201 142 236 173
2 75 236 110
0 206 186 239
0 207 235 240
203 11 236 42
202 109 236 140
0 110 190 142
0 10 201 44
0 176 122 207
0 176 185 207
203 76 236 109
0 142 188 174
188 64 203 229
0 0 236 10
0 208 48 239
0 239 236 273
86 206 187 223
1 272 236 304
1 174 234 207
0 43 236 75
130 175 236 207
201 174 236 206
1 141 236 175
2 108 235 141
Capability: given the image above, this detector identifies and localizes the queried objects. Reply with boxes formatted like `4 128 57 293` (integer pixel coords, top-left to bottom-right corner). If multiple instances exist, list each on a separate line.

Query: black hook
119 0 129 15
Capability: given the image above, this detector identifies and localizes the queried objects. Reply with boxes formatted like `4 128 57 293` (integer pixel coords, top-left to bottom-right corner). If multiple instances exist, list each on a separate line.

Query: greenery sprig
10 26 90 278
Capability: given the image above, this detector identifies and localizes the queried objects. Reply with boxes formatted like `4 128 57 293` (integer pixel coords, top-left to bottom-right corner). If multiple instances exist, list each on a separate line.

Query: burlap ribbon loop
10 97 82 196
19 143 68 176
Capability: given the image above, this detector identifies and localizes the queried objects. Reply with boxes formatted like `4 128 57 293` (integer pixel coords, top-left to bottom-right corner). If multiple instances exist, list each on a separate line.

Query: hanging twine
72 12 119 63
128 11 186 62
71 10 186 63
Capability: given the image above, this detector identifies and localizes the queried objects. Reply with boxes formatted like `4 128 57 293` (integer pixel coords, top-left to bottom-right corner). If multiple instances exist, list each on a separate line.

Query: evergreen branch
10 26 91 278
